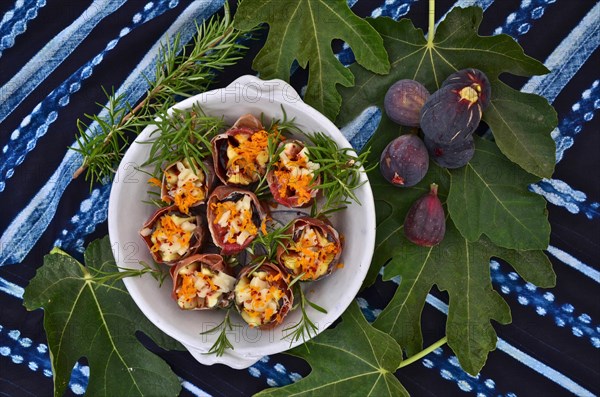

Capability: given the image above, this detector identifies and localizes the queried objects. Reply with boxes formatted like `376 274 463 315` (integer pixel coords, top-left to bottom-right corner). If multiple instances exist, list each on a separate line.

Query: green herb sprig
200 309 237 357
71 88 136 189
140 105 225 179
282 285 327 347
246 219 293 262
89 260 168 287
72 3 250 186
305 132 374 217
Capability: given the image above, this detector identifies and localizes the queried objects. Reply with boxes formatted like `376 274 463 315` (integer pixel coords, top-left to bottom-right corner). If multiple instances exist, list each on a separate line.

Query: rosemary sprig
90 260 169 287
140 104 225 178
305 132 374 216
71 88 136 189
72 3 249 185
200 309 236 357
282 285 327 347
262 105 303 135
245 219 293 268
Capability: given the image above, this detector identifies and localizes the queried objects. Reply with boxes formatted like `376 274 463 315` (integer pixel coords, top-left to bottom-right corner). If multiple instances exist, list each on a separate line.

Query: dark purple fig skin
404 183 445 247
442 68 491 110
420 85 482 145
384 79 430 127
380 134 429 187
424 134 475 169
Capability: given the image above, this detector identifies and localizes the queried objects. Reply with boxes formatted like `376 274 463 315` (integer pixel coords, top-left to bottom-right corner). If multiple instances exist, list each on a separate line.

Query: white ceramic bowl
108 75 375 369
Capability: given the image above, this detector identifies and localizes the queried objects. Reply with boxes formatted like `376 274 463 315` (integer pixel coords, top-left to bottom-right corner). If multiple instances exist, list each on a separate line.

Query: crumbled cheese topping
210 194 258 246
274 143 320 205
235 271 285 327
150 214 196 262
281 225 338 280
175 264 236 309
226 130 269 185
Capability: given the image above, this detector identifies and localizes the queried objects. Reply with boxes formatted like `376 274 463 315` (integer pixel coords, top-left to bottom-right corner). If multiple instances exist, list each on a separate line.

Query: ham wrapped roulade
211 114 270 186
170 254 236 310
139 205 205 264
207 186 267 255
161 158 215 214
234 262 293 328
276 216 342 281
266 139 320 207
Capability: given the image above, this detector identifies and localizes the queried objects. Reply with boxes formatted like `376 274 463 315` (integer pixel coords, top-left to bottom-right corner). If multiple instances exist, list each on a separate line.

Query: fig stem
430 183 439 195
398 336 447 369
427 0 436 48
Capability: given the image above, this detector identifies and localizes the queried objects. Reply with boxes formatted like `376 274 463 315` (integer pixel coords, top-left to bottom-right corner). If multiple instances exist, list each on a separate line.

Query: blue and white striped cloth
0 0 598 395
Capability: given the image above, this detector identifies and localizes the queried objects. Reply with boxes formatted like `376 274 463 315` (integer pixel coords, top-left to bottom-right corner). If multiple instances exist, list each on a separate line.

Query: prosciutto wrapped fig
207 186 267 255
139 205 205 264
170 254 236 310
234 262 293 328
161 158 214 214
267 139 320 207
276 216 342 281
211 114 270 186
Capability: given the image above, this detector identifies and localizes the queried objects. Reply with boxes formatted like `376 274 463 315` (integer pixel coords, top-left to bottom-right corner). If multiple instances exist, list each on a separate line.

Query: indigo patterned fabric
1 0 598 396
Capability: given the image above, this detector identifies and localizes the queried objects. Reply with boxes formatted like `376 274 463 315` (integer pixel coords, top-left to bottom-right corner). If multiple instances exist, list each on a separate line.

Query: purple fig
384 79 430 127
441 68 491 110
420 85 482 144
404 183 445 246
380 134 429 187
424 134 475 169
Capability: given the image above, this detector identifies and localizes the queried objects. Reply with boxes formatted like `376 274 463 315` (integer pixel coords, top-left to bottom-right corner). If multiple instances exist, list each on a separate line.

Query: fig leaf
336 7 556 375
233 0 390 120
366 159 555 374
448 137 551 250
255 302 409 397
373 215 554 375
23 236 183 397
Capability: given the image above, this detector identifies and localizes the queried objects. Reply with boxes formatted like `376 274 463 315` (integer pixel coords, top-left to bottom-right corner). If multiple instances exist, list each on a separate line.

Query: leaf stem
398 336 447 369
426 0 436 48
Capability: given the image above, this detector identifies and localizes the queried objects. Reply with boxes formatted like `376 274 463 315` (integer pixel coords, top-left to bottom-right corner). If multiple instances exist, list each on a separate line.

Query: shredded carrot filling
260 217 268 235
163 161 206 214
266 273 281 283
177 272 218 301
282 226 339 280
148 177 162 187
274 170 313 204
227 130 269 182
173 181 198 215
178 274 197 302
